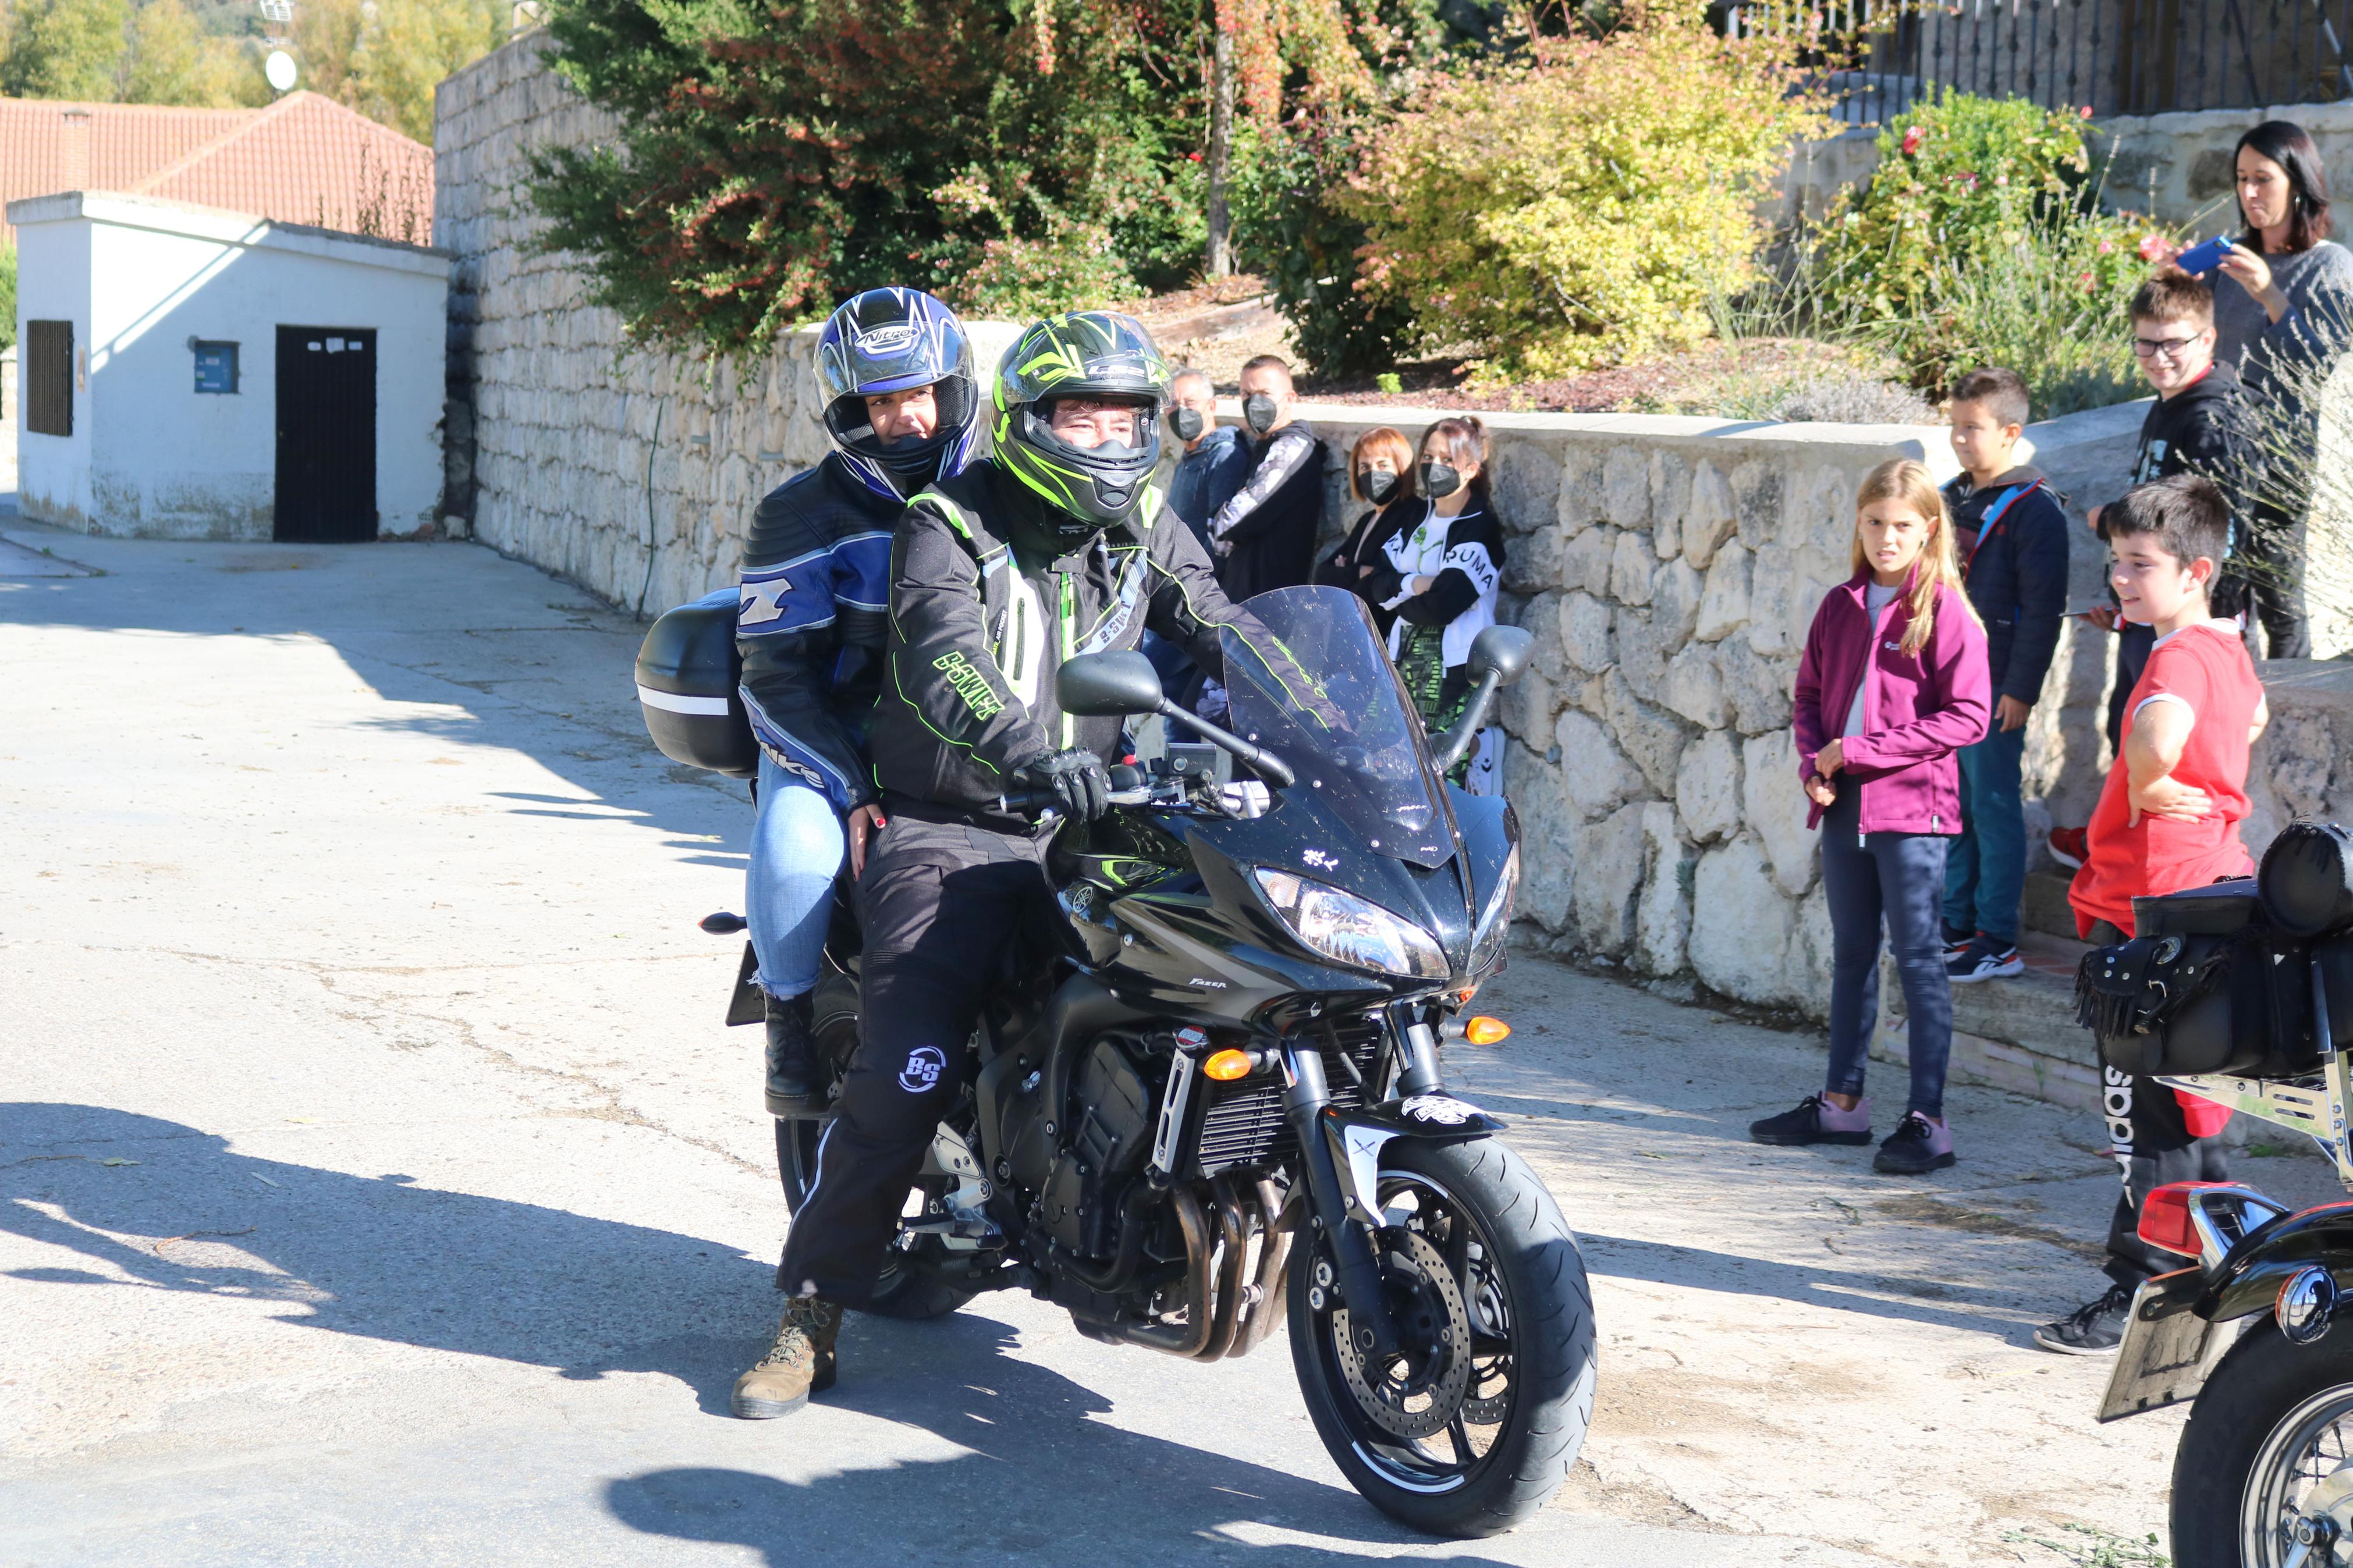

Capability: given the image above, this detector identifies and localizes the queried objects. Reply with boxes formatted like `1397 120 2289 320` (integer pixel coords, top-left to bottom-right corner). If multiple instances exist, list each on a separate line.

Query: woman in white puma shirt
1366 415 1508 795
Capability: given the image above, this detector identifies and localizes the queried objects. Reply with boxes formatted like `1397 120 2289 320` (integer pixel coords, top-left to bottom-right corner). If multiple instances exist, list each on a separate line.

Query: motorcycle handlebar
995 787 1154 817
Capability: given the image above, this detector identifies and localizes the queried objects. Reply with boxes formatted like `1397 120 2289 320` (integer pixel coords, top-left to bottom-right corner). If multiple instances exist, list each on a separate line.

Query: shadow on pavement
0 1103 768 1414
5 1102 1511 1559
608 1316 1518 1566
1581 1229 2036 1338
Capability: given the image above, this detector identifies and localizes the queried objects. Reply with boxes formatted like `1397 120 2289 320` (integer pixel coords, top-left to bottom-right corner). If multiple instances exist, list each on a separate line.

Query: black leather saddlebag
2260 820 2353 939
635 588 758 778
2080 880 2338 1079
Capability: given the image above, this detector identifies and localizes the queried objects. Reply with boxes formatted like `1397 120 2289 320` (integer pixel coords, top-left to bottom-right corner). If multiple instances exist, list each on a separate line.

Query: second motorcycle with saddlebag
633 585 1598 1537
2078 820 2353 1565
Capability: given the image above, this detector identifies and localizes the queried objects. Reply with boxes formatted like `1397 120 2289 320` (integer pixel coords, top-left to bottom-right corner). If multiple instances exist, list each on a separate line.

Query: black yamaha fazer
650 584 1596 1537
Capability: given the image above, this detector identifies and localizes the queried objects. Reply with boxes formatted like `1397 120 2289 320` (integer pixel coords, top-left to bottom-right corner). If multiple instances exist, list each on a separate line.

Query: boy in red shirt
2038 474 2270 1354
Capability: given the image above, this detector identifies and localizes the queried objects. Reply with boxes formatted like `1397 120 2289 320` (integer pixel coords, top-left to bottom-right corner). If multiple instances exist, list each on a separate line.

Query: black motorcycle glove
1010 747 1113 821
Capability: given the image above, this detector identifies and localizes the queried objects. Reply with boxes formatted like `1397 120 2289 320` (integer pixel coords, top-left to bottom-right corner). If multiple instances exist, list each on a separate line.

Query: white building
7 190 451 541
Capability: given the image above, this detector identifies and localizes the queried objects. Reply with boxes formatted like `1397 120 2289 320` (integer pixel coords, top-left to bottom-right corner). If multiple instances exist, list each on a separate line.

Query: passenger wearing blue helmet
736 289 981 1119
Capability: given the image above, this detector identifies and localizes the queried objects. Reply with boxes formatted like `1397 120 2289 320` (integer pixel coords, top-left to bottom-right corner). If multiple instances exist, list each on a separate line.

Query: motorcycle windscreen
1219 585 1455 867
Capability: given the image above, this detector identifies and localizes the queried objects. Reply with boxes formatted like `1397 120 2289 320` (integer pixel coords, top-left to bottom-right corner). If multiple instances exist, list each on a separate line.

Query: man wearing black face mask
1206 354 1326 601
1165 368 1247 550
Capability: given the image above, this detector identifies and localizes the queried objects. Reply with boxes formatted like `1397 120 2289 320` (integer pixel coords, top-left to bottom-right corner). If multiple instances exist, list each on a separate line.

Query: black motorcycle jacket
734 453 903 812
869 459 1241 821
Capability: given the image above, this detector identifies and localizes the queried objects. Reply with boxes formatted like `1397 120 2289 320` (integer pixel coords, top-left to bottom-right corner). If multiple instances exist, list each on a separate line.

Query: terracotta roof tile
0 92 432 246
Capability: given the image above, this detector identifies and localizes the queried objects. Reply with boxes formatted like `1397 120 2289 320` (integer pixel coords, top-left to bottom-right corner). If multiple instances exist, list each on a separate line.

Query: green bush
1886 227 2147 418
0 245 15 355
533 0 1218 352
1226 119 1416 379
1334 9 1830 379
1811 91 2162 414
935 213 1138 320
1819 93 2120 319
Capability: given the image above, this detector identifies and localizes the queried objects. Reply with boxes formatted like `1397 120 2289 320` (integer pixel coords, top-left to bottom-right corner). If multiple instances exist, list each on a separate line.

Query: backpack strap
1959 480 2043 575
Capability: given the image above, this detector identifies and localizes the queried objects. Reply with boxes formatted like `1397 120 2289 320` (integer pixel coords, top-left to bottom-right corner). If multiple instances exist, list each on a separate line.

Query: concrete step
2021 867 2081 942
1875 930 2098 1112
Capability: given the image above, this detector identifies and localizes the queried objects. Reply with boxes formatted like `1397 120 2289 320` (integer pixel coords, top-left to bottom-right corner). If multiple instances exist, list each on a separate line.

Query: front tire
1289 1137 1596 1538
772 975 973 1322
2173 1316 2353 1566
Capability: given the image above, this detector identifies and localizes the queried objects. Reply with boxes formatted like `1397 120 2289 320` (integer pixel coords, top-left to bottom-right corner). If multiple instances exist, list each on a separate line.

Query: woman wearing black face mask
1313 427 1416 631
1362 415 1508 795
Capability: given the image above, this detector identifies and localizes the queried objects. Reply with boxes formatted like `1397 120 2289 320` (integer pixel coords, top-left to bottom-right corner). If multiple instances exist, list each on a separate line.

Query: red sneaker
2048 826 2089 871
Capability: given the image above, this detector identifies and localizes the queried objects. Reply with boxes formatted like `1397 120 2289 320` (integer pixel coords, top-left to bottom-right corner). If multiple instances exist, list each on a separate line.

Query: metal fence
1727 1 2353 126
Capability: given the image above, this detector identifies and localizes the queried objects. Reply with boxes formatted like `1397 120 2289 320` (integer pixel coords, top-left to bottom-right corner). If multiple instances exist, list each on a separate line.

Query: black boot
764 991 821 1117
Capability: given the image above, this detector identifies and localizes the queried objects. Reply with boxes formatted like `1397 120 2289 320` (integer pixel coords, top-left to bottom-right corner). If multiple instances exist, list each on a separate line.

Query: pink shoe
1749 1094 1871 1146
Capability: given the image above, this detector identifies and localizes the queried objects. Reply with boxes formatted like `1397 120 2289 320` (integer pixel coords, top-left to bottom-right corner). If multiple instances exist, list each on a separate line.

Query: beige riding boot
730 1294 841 1418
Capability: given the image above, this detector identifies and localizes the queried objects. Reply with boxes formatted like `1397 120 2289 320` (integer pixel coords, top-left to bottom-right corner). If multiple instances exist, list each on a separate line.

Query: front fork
1282 1002 1443 1361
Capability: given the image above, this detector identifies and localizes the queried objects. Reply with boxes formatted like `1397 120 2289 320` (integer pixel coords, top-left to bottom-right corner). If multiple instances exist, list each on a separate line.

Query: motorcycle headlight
1468 845 1521 977
1254 868 1449 981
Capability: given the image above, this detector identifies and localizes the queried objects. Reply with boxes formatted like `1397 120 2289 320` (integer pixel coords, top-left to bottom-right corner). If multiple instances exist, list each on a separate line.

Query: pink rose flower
2138 233 2170 263
1901 126 1925 156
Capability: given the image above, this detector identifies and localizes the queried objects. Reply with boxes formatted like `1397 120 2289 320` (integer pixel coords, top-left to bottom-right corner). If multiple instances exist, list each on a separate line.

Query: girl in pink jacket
1751 458 1992 1175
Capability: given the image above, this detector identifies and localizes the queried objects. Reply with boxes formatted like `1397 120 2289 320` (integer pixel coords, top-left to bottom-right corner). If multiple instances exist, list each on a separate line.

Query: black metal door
274 326 378 543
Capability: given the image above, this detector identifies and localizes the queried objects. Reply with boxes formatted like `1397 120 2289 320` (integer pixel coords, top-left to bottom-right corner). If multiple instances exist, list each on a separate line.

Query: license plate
2096 1267 2235 1422
725 941 766 1026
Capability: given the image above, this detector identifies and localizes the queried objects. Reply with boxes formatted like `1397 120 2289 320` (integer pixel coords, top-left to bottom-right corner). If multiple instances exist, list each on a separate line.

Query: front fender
1321 1096 1506 1222
2198 1201 2353 1323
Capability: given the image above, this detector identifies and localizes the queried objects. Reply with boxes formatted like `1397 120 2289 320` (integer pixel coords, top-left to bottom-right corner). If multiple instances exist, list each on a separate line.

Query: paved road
0 528 2334 1565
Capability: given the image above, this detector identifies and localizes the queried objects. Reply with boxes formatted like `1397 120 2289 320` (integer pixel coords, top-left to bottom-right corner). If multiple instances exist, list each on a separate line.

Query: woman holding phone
2204 119 2353 658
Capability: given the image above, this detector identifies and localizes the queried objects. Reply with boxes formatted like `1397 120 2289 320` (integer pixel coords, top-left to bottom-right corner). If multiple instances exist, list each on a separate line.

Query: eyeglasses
2132 335 2205 360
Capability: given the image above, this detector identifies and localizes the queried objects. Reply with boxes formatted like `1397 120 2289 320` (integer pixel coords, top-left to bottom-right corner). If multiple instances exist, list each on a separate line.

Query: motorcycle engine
1038 1038 1155 1258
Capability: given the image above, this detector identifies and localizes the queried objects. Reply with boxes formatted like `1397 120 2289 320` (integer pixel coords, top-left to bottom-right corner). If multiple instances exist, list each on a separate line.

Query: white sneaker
1947 940 2023 983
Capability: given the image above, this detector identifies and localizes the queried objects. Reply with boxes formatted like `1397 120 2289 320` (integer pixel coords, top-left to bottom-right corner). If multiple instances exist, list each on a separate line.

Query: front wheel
2174 1317 2353 1567
1289 1137 1596 1538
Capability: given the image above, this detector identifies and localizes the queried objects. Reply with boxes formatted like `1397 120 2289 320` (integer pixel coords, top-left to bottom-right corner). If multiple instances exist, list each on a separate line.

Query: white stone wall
1266 406 2109 1007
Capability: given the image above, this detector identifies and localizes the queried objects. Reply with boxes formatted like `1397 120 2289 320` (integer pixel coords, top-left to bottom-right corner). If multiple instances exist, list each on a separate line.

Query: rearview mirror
1467 625 1534 687
1057 650 1166 717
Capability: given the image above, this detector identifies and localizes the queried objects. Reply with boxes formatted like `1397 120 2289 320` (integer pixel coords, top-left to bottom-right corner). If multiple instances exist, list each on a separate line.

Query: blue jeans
1822 788 1954 1119
746 752 845 1000
1941 723 2028 945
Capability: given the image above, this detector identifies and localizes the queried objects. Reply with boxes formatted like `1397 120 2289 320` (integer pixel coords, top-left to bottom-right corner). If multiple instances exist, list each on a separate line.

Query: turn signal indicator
1464 1016 1511 1046
1203 1048 1254 1081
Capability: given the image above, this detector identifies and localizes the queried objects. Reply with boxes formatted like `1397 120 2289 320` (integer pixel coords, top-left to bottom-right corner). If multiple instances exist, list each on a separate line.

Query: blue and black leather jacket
734 453 903 811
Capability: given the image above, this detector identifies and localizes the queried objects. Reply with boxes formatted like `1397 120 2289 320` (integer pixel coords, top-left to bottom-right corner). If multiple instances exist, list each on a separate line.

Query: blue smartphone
2174 236 2233 277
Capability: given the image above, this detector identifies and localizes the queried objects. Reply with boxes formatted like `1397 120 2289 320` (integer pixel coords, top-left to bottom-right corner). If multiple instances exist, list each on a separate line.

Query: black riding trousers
775 816 1052 1306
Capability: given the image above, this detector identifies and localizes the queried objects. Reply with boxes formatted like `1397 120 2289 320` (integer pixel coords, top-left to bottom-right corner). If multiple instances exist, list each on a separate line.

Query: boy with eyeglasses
2049 273 2254 873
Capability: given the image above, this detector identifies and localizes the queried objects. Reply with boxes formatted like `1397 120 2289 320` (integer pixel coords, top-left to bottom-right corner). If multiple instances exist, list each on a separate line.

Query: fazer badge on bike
2075 818 2353 1567
636 584 1595 1538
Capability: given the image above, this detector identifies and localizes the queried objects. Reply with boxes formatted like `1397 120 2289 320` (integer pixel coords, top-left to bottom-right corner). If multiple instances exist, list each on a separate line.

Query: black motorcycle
2078 823 2353 1566
638 584 1596 1537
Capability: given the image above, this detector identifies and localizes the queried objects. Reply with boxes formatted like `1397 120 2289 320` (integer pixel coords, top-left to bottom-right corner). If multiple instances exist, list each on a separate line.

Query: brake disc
1334 1229 1474 1441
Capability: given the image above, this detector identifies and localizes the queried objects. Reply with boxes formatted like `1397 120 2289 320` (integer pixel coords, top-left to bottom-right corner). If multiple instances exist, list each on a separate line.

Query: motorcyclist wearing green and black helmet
734 311 1250 1420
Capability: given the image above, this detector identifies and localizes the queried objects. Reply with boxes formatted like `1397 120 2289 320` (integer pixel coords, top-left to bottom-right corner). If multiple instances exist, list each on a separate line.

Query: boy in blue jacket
1939 367 2071 982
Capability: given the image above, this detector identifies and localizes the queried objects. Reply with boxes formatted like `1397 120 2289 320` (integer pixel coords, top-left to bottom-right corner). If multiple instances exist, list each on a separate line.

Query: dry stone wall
433 35 1017 614
1278 406 2110 1008
434 39 2352 1021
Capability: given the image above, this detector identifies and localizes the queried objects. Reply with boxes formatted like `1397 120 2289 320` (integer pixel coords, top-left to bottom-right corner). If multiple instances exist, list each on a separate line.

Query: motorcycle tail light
2139 1182 2238 1258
